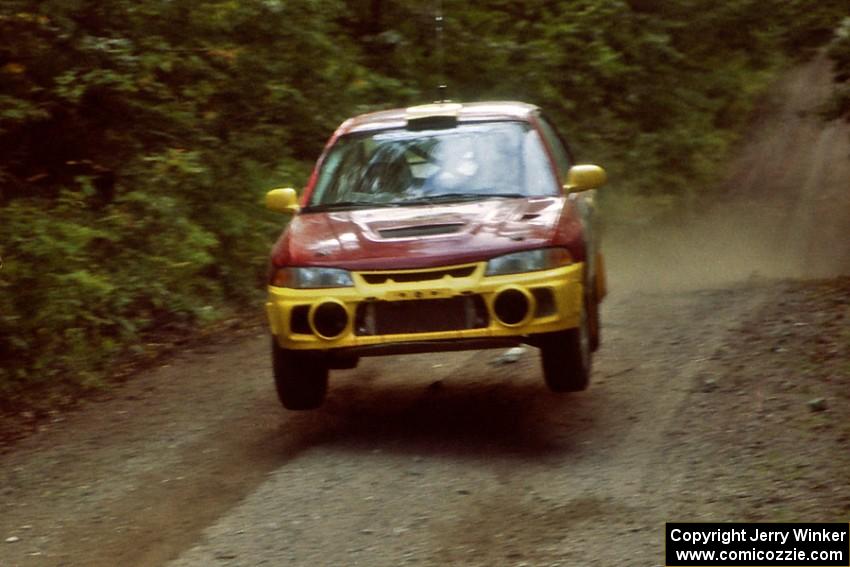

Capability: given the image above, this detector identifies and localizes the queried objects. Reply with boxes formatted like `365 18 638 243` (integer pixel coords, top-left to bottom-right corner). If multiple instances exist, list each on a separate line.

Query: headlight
270 267 354 288
485 248 573 276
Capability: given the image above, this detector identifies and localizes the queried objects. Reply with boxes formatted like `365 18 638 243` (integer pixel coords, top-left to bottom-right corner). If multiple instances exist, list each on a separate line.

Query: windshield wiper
397 192 526 205
301 201 401 213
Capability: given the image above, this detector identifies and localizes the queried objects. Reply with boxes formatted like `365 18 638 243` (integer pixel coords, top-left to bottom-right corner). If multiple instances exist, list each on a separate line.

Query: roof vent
405 103 461 130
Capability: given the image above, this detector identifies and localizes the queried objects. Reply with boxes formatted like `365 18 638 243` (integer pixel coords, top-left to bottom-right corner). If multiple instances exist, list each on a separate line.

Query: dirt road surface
1 58 849 567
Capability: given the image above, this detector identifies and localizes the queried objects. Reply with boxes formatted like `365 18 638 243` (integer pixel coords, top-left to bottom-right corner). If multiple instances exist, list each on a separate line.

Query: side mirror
266 188 300 214
564 165 607 193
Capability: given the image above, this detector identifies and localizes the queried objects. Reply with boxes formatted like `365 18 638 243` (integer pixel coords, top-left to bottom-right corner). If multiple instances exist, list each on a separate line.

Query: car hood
274 197 570 271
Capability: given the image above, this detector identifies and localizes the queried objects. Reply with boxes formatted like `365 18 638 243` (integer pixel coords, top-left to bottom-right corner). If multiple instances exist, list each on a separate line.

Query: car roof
339 101 539 135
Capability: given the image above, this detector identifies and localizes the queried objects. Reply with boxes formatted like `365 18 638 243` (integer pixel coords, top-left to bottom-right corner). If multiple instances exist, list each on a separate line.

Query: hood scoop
377 223 464 239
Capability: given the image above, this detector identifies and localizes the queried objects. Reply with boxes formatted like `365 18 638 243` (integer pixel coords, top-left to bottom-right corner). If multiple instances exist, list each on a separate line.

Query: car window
536 116 573 181
309 121 560 207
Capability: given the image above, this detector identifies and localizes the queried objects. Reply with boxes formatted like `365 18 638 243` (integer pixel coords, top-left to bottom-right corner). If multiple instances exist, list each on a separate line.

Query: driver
418 135 478 194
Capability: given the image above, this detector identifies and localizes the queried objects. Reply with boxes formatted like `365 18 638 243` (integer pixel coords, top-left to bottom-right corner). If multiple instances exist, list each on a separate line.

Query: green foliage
0 0 845 401
0 187 218 395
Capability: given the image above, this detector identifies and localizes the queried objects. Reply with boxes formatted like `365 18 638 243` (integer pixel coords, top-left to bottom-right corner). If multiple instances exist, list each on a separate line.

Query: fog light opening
309 300 350 340
493 287 535 327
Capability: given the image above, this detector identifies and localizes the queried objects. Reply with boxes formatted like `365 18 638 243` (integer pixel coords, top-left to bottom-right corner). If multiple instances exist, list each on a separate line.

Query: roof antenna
435 0 449 103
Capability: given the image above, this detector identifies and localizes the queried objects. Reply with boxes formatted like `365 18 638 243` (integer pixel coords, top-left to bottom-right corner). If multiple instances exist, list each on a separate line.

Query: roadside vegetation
1 0 848 409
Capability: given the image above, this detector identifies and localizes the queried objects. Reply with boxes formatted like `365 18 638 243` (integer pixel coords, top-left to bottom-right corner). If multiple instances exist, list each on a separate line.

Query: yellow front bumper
266 261 584 351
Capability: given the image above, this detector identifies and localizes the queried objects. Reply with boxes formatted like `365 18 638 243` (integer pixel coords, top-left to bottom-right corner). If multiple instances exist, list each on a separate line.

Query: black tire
271 339 328 410
327 354 359 370
540 303 592 392
587 282 601 352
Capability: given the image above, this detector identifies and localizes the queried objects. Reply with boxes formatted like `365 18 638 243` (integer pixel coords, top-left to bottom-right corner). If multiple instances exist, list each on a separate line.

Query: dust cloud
604 56 850 293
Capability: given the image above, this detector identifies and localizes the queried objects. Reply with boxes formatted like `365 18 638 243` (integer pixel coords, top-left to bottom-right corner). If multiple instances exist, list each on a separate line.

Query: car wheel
587 281 601 352
271 339 328 410
540 302 592 392
327 354 359 370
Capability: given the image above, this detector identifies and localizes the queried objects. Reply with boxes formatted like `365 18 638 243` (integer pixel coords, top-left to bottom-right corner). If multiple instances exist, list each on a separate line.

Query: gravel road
1 58 848 567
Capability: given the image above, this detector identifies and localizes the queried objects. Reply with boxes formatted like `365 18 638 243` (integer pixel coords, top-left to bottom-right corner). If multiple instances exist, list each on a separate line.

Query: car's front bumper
266 261 584 352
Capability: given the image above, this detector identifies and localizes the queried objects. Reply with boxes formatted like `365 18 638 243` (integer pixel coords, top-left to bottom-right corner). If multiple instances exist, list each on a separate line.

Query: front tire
587 281 601 352
272 339 328 410
540 304 592 392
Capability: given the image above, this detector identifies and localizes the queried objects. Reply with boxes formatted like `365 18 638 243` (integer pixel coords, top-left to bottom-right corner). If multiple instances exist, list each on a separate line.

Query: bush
0 185 218 397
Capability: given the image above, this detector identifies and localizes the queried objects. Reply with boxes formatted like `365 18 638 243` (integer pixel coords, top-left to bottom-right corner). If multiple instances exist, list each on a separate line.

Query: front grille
354 295 489 336
360 265 476 285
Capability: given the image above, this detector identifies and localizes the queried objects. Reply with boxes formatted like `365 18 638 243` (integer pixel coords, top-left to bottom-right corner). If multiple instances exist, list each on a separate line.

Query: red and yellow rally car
265 102 606 409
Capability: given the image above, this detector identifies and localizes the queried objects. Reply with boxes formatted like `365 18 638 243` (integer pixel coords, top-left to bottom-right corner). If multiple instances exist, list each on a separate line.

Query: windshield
307 121 558 210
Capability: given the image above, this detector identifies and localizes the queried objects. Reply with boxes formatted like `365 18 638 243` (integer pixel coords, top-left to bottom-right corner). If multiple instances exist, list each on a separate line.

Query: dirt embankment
0 57 848 567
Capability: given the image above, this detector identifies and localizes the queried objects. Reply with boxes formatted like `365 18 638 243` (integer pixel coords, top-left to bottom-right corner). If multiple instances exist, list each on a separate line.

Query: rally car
265 101 606 409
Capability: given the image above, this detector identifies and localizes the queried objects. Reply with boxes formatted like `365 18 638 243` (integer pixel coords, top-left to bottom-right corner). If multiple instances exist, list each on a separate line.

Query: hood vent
378 223 464 239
